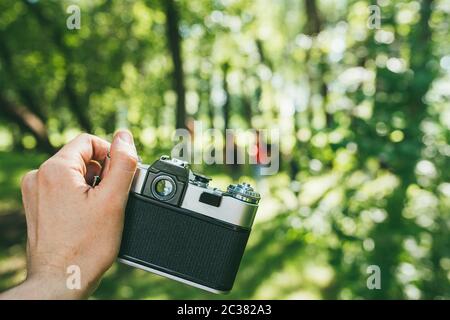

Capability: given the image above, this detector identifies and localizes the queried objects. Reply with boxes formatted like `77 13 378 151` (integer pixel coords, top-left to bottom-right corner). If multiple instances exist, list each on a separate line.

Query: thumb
99 130 138 205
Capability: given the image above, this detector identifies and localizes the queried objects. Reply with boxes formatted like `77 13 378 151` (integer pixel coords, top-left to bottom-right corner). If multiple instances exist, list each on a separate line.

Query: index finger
55 133 110 167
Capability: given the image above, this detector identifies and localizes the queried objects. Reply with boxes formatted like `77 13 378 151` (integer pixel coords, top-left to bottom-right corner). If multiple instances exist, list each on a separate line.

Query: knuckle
38 159 65 185
21 170 37 194
115 150 138 171
70 132 93 146
39 159 56 175
77 132 92 141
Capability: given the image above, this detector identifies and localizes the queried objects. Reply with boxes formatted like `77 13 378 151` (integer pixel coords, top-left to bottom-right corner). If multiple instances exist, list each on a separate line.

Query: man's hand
0 131 138 299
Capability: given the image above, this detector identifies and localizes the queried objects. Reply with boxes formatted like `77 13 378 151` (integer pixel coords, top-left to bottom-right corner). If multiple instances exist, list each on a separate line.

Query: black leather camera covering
119 193 251 292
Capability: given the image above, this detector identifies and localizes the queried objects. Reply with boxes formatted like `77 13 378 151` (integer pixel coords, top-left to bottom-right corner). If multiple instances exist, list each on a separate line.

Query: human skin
0 131 138 299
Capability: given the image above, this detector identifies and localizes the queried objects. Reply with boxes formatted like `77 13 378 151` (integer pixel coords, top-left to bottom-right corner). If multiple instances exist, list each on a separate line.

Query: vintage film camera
118 156 260 293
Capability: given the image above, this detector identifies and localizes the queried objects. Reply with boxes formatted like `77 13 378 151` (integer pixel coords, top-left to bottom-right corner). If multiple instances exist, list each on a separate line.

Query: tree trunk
222 62 230 135
304 0 322 35
164 0 187 130
289 0 325 180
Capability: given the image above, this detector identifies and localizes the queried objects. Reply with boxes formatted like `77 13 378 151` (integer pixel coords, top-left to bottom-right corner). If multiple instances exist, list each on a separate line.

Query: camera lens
151 175 176 201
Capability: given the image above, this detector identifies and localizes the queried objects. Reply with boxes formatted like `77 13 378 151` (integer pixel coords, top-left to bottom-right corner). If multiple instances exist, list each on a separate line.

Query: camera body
118 156 260 293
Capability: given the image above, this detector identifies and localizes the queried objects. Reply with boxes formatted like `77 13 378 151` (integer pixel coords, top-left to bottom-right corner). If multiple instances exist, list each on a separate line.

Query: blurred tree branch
0 35 46 122
0 94 55 154
23 0 93 133
0 31 54 154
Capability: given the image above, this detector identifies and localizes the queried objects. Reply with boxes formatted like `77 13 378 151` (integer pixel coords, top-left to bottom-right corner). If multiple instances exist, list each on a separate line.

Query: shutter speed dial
227 183 260 204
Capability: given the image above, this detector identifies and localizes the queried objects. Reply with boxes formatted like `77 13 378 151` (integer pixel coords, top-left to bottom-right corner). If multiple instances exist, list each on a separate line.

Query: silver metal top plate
130 163 258 229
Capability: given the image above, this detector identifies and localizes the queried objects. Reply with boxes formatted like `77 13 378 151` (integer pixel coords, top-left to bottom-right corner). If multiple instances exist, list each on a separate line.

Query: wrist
28 272 88 299
8 271 87 300
0 274 86 300
25 255 102 299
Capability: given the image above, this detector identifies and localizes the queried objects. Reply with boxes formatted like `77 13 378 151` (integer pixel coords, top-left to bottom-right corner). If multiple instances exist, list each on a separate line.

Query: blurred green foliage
0 0 449 299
